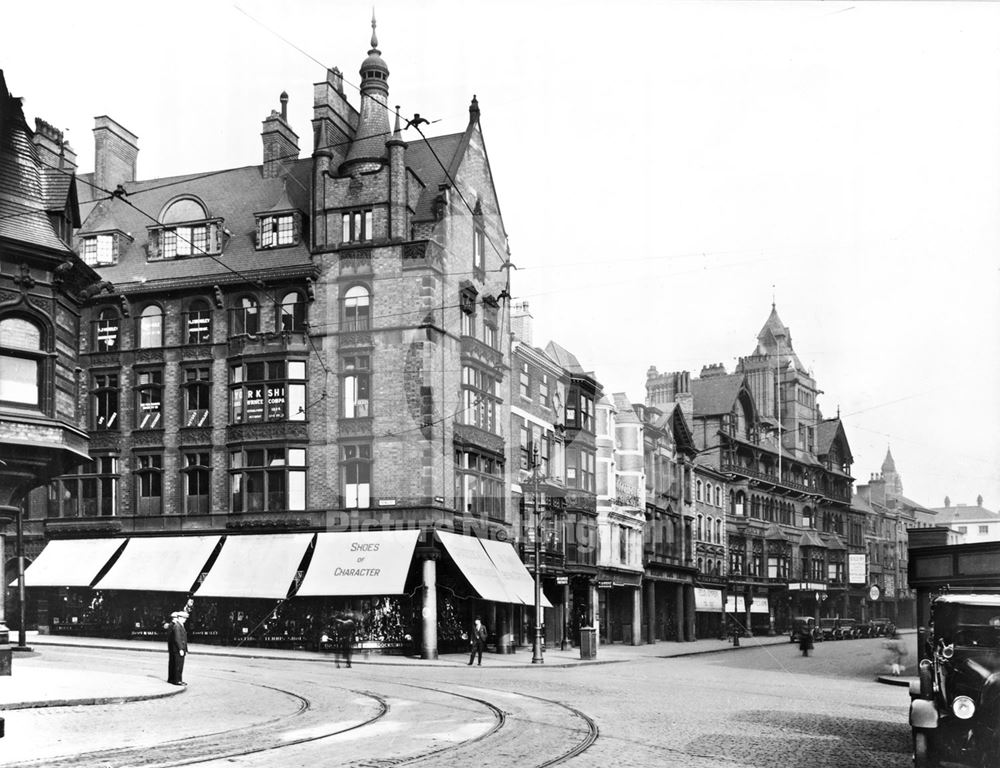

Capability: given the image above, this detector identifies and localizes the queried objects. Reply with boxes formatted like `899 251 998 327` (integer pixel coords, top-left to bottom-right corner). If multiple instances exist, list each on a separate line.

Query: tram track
7 647 600 768
4 680 388 768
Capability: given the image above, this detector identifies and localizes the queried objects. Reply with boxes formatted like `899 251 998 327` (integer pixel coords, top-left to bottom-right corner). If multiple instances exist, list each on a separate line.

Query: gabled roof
851 492 877 514
929 504 1000 524
822 533 847 551
612 393 639 423
405 132 465 222
691 373 745 417
799 530 827 548
544 341 587 375
764 523 790 542
0 72 74 254
77 159 314 290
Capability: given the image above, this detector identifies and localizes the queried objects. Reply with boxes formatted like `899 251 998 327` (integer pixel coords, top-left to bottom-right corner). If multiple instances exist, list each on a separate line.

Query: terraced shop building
18 24 539 658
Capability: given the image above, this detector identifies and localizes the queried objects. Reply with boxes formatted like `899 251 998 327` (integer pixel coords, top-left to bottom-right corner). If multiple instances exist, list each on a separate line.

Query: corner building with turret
16 21 530 659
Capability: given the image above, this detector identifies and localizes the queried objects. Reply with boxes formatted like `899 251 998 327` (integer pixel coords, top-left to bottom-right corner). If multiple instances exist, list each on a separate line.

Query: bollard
732 631 740 647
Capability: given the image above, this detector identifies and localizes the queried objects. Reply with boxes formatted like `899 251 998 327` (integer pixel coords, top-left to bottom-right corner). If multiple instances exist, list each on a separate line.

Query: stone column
0 508 13 675
631 586 642 646
674 583 686 641
420 555 438 660
645 580 656 644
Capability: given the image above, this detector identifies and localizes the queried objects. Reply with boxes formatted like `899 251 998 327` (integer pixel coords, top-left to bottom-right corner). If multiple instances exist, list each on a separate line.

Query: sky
4 0 999 510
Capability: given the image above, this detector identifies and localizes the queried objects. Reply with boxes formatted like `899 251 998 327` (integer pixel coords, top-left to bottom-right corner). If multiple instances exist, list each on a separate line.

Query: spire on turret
881 446 897 473
469 94 480 124
342 13 392 173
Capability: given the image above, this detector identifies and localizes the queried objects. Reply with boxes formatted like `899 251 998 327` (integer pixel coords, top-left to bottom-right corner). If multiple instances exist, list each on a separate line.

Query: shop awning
437 531 516 604
296 529 420 597
480 538 553 608
195 533 314 599
17 538 127 588
92 536 221 593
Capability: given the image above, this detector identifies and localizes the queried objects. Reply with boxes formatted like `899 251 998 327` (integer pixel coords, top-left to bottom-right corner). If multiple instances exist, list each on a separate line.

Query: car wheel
913 729 936 768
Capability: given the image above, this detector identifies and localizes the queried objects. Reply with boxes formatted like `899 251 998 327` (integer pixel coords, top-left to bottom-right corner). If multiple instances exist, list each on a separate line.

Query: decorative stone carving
337 417 373 437
179 428 213 445
89 432 122 451
181 346 214 360
130 430 164 447
227 422 308 443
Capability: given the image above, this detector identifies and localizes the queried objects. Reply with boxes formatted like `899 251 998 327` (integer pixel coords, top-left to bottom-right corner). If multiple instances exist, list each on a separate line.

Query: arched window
94 307 120 352
232 297 259 336
138 305 163 348
715 519 723 544
0 316 44 408
161 198 207 223
185 298 212 344
715 485 722 507
279 291 307 333
733 490 745 517
344 285 370 331
696 479 703 501
697 557 703 573
697 514 703 540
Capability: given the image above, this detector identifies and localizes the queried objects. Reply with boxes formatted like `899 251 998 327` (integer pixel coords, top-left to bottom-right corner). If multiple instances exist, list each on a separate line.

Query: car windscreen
935 603 1000 648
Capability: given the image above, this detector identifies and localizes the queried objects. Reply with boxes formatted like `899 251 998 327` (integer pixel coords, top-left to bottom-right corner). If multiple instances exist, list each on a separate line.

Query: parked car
818 617 841 641
790 616 818 643
836 618 858 640
869 618 896 637
909 593 1000 768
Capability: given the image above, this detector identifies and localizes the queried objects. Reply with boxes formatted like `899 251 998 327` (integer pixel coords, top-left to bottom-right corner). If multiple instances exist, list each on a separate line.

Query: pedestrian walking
468 617 487 666
883 630 908 675
335 612 356 669
166 611 189 685
799 627 814 657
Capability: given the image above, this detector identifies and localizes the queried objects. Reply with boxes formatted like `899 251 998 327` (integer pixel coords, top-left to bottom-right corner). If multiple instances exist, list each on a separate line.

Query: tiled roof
691 374 743 416
929 505 1000 523
612 393 640 423
822 533 848 551
544 341 586 374
405 133 464 221
0 73 74 254
815 419 840 455
77 159 314 290
799 530 827 548
764 523 790 542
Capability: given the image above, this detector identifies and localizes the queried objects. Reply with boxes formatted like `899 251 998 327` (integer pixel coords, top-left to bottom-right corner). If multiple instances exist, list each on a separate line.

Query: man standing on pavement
468 617 487 666
167 611 189 685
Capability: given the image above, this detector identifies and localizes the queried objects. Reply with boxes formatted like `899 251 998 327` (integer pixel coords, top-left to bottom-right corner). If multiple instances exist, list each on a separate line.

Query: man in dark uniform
468 617 487 666
167 611 189 685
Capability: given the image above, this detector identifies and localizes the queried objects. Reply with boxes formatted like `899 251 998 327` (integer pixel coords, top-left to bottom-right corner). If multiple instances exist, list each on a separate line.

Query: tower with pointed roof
736 304 820 461
881 447 903 497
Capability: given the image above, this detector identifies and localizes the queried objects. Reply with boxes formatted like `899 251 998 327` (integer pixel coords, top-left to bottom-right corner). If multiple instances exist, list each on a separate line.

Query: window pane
0 354 38 404
0 318 41 349
289 471 306 510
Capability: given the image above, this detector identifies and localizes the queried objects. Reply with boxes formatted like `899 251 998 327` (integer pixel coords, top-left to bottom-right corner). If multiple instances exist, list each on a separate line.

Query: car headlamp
952 695 976 720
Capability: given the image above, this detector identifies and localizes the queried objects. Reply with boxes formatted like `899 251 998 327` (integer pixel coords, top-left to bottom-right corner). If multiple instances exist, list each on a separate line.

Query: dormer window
148 196 224 261
258 214 296 248
82 234 114 266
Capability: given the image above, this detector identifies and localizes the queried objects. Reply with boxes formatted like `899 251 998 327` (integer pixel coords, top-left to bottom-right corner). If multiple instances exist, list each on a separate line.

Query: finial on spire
371 9 379 50
469 94 480 124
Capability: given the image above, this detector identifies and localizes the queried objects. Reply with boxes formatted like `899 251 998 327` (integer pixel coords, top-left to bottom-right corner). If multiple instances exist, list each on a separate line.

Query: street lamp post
531 444 544 664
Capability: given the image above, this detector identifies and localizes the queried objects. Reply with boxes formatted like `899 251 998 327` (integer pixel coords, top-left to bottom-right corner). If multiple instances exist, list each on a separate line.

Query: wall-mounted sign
596 580 613 589
555 576 569 585
848 553 867 584
869 585 881 601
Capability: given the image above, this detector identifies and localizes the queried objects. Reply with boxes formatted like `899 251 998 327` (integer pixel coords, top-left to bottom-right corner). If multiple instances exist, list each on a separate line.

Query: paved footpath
0 629 911 710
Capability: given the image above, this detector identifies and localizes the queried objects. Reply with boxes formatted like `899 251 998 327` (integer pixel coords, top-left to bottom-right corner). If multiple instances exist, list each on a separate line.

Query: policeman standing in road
167 611 189 685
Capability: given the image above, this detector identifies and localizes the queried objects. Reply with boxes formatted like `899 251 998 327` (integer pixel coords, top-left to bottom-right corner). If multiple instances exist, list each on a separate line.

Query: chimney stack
93 116 138 194
33 118 77 170
262 92 299 178
510 301 532 345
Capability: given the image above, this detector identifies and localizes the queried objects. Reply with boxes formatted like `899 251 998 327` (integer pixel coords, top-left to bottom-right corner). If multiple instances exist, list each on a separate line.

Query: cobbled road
1 638 911 767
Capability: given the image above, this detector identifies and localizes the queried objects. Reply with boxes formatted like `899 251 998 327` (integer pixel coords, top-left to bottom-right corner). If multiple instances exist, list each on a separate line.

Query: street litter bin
579 626 597 660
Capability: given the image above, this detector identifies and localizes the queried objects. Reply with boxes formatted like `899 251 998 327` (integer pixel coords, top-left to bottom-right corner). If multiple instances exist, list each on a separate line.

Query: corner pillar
420 553 438 660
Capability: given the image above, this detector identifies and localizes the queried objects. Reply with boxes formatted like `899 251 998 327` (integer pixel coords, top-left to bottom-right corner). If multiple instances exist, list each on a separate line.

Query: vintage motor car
835 618 858 639
790 616 819 643
909 593 1000 768
869 617 896 637
818 617 841 641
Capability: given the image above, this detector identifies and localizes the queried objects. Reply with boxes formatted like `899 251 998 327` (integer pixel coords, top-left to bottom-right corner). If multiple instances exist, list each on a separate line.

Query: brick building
18 22 536 658
647 305 856 635
0 72 97 672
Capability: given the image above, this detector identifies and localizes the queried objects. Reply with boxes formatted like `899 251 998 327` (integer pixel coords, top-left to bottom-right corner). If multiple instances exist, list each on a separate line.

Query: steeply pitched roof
612 393 639 423
544 341 586 374
405 132 464 221
799 530 827 548
77 159 314 290
0 72 74 254
691 373 744 416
